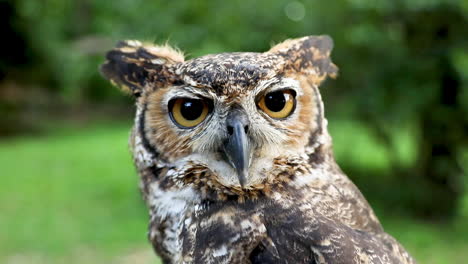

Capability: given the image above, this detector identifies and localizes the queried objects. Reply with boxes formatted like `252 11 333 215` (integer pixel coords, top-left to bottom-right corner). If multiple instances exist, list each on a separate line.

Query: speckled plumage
101 36 415 264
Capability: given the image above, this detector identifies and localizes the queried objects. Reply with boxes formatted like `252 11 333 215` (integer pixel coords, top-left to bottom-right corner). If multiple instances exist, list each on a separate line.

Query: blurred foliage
1 1 468 262
1 0 467 218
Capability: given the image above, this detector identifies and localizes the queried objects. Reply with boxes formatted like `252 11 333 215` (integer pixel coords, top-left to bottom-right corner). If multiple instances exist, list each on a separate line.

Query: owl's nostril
227 126 234 135
226 106 250 136
227 125 248 136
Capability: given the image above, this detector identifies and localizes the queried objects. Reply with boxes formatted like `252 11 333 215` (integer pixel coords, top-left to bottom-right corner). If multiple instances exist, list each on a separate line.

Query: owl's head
101 36 337 193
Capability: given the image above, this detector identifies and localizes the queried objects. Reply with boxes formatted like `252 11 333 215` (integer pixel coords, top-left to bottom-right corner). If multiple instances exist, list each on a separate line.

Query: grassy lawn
0 121 466 263
0 122 157 264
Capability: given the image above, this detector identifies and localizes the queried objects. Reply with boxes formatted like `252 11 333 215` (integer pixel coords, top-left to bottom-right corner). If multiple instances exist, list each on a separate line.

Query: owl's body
101 36 415 264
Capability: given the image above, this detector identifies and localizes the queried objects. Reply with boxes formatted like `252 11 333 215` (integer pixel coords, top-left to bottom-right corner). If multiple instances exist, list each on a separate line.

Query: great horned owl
100 36 415 264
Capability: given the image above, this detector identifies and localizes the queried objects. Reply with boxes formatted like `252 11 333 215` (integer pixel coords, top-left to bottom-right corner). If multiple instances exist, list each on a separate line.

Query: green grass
381 216 468 264
329 119 418 172
0 122 158 264
0 121 466 263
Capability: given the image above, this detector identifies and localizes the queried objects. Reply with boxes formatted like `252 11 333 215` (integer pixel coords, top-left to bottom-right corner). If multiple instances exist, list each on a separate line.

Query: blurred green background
1 0 467 263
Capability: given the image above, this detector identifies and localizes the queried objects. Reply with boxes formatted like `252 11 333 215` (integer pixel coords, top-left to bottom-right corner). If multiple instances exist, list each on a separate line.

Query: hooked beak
222 108 250 188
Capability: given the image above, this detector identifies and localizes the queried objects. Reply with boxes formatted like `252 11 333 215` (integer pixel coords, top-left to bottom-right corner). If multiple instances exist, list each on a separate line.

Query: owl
100 36 415 264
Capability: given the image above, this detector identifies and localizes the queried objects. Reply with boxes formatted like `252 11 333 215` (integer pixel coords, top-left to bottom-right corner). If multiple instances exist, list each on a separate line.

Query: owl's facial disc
222 107 251 187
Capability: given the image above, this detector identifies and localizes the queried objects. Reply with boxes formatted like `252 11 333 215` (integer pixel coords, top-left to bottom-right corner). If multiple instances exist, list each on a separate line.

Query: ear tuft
100 41 184 97
269 35 338 84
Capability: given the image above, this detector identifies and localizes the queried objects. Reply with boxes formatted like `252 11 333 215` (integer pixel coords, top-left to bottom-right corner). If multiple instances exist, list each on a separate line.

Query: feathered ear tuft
269 35 338 84
100 40 184 97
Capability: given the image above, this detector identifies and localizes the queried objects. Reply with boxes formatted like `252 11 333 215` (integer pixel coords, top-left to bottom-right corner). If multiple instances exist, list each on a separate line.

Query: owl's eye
257 89 296 119
169 98 211 128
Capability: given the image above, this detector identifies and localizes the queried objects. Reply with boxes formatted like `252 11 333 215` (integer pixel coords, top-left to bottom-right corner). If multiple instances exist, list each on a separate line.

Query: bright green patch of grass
0 121 466 263
329 118 417 172
0 122 159 264
381 215 468 264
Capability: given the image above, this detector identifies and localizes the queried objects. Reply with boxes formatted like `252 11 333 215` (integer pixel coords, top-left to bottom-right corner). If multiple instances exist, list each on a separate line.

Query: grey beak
222 108 250 187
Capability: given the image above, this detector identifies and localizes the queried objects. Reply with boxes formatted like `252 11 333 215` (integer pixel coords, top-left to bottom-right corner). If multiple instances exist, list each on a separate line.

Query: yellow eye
169 98 211 128
257 89 296 119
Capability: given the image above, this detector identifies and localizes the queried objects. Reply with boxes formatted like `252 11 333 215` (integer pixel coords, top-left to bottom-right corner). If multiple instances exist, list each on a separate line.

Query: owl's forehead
175 52 285 95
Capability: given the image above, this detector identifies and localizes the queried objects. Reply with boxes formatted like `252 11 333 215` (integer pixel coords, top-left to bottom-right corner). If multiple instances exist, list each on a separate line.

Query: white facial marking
212 245 228 258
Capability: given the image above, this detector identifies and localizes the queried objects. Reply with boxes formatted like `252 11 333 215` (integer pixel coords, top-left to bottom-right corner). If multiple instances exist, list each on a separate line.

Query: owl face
101 36 337 189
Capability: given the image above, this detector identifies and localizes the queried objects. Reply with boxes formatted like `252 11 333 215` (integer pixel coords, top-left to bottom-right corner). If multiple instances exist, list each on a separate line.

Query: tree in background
330 2 468 220
0 0 36 135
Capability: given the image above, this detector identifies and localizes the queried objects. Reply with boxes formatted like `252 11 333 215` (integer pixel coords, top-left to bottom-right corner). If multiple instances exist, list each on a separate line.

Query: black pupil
265 91 286 112
181 99 204 120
